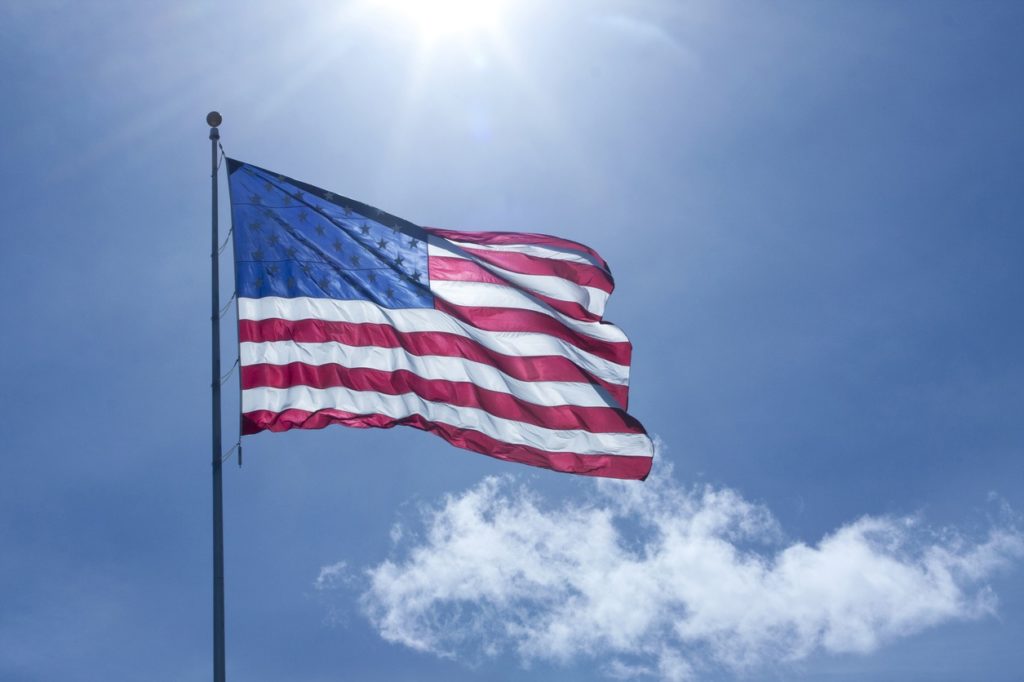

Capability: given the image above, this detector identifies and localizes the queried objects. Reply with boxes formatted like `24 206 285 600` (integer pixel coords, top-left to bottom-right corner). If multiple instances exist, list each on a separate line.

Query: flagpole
207 110 227 682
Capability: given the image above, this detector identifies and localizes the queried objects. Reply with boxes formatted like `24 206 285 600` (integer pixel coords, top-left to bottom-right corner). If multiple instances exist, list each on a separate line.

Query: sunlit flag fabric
226 159 654 480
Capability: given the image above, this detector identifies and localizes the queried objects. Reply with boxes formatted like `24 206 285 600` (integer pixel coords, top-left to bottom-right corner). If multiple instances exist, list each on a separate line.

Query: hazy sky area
1 1 1023 681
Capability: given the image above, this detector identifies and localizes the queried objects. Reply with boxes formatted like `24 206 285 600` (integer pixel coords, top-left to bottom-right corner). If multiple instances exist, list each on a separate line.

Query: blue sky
1 1 1022 680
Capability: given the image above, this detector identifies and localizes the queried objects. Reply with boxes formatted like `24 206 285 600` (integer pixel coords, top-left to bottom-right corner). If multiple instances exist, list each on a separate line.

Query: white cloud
314 561 353 591
323 457 1023 679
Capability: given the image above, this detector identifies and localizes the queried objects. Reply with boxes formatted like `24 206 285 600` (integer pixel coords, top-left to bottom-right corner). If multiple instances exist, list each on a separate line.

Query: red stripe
449 245 614 293
433 299 631 366
242 362 645 434
429 256 601 321
242 408 652 480
426 227 610 272
239 319 630 408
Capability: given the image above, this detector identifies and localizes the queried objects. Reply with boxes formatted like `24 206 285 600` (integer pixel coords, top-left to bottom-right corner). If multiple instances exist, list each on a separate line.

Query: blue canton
227 160 433 309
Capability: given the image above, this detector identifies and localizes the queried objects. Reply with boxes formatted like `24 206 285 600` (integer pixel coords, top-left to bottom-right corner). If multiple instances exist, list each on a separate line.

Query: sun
372 0 509 41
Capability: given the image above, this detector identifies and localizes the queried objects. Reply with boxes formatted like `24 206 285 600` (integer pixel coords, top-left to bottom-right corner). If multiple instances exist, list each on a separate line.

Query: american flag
227 159 653 480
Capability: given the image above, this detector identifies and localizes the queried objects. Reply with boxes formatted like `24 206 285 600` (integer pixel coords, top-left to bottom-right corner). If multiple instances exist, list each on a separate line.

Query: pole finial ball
206 111 223 127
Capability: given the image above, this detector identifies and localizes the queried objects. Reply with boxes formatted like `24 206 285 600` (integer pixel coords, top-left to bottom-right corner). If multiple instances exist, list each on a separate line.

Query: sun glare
373 0 508 41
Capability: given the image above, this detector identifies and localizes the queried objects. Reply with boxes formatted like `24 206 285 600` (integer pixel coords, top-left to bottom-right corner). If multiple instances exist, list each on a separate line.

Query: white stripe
243 386 654 457
428 238 609 317
239 297 630 385
242 340 620 408
429 280 627 343
443 237 603 268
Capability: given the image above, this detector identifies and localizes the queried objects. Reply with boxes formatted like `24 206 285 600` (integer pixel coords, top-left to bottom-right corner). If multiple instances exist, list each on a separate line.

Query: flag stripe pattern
227 159 653 479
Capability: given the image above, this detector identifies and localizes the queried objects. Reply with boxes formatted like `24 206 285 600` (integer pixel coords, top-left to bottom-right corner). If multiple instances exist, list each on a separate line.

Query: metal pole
207 110 226 682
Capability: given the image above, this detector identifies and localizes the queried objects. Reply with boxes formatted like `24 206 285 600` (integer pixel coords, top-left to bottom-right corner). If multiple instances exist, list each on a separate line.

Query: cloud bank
323 459 1022 680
